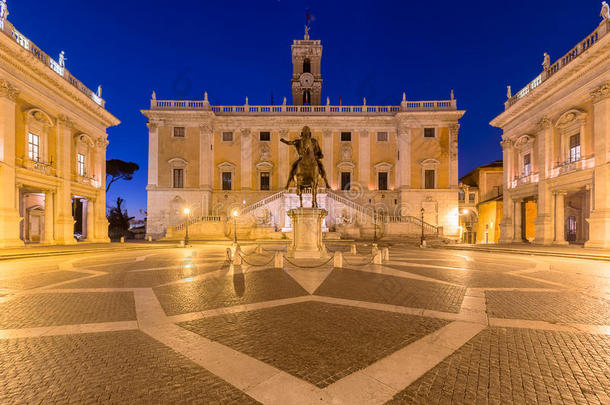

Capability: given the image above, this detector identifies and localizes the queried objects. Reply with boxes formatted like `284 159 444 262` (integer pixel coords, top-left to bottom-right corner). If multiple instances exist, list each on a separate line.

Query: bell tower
291 27 322 105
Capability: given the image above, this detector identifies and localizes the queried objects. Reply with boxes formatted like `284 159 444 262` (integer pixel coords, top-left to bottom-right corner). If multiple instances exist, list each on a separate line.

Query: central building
142 30 465 240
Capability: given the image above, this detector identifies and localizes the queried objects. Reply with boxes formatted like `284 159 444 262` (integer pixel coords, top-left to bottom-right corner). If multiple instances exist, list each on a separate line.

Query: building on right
490 4 610 247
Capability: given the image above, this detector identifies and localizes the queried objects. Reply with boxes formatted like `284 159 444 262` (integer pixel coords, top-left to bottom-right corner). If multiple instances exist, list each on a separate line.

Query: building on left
0 4 120 247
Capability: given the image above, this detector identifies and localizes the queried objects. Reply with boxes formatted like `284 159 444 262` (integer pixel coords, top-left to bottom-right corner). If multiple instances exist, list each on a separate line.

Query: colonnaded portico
143 28 465 241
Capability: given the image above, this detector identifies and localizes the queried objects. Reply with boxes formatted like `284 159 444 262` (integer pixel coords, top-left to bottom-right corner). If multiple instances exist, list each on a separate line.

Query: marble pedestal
287 208 328 259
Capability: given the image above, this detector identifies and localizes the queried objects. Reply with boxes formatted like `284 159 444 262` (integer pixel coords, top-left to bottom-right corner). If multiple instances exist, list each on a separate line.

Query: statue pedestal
287 208 328 259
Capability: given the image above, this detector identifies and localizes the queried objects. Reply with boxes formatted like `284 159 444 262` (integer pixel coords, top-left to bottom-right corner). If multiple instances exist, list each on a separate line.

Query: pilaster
42 190 55 244
147 122 158 186
554 191 568 245
449 123 459 188
240 128 252 190
278 129 289 188
0 79 23 247
54 115 76 244
534 182 553 245
322 129 333 189
199 122 212 188
513 199 523 242
358 130 370 189
397 125 411 190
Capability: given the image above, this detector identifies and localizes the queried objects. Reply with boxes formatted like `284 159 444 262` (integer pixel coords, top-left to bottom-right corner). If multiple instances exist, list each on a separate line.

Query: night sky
7 0 604 218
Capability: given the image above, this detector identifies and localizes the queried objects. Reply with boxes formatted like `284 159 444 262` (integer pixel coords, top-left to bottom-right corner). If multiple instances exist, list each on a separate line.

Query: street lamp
420 207 425 247
183 207 191 247
231 209 239 245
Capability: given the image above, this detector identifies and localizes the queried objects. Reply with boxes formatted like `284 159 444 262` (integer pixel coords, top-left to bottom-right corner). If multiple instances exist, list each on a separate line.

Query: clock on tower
291 27 323 105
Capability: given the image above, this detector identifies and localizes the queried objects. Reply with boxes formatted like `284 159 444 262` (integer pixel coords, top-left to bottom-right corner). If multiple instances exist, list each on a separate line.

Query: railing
0 19 105 108
150 100 457 114
327 190 375 219
550 156 595 178
240 191 285 216
170 215 222 233
510 172 539 188
21 158 56 176
385 215 440 235
506 19 610 110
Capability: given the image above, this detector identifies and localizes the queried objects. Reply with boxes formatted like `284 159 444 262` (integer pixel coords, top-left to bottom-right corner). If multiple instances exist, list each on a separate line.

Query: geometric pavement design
0 244 609 404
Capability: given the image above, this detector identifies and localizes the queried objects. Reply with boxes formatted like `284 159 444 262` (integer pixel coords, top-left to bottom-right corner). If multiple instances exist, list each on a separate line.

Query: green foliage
107 197 134 240
106 159 139 192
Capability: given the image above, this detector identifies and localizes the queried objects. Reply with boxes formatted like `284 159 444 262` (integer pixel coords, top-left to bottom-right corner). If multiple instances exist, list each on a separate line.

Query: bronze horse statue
281 126 327 208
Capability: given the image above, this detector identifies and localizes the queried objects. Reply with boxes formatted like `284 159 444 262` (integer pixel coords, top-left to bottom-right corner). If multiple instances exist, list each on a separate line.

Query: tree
107 197 134 239
106 159 139 192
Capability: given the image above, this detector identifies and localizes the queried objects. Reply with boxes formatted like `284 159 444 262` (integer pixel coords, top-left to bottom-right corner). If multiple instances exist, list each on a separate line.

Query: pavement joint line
488 318 610 335
344 263 463 288
0 321 139 340
324 321 487 405
388 260 473 272
440 245 610 262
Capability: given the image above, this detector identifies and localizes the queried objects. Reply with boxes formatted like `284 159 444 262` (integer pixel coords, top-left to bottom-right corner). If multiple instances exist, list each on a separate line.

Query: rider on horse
280 126 331 189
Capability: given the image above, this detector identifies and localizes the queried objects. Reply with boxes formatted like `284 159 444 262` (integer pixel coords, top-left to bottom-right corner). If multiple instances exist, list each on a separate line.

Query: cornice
591 81 610 102
0 33 119 128
0 78 19 100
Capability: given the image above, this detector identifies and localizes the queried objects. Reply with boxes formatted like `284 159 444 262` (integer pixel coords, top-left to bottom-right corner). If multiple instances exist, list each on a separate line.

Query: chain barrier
238 253 276 267
282 253 336 269
342 254 377 266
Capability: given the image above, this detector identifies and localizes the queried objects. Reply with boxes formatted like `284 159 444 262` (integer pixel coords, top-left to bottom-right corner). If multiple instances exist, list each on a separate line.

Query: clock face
299 73 314 89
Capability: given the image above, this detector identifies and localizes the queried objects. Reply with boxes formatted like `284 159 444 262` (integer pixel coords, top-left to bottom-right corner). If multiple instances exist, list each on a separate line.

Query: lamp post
183 207 191 247
232 209 239 245
420 207 425 247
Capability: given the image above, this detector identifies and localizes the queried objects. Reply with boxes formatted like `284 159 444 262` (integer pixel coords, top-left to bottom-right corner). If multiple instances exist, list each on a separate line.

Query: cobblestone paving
387 327 610 405
314 268 466 312
527 270 610 291
0 292 136 329
154 269 308 315
56 265 222 288
181 301 449 388
0 330 259 404
387 264 550 288
0 271 87 290
486 291 610 325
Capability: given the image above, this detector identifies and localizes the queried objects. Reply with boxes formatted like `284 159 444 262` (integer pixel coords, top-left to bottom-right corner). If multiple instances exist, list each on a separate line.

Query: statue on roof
59 51 67 68
602 2 610 20
0 0 9 24
542 52 551 70
304 25 310 40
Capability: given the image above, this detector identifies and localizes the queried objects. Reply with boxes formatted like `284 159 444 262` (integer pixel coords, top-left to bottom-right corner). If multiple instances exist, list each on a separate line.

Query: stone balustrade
505 19 610 110
150 100 457 114
0 19 105 108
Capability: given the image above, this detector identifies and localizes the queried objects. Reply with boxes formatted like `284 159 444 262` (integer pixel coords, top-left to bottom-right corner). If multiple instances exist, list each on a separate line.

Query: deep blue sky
8 0 604 218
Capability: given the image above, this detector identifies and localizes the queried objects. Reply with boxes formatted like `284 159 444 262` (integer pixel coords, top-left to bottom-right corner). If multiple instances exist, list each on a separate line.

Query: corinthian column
54 115 76 244
449 124 460 189
0 79 23 247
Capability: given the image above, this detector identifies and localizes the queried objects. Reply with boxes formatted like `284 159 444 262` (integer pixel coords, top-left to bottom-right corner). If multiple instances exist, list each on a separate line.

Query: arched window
303 58 311 73
303 90 311 105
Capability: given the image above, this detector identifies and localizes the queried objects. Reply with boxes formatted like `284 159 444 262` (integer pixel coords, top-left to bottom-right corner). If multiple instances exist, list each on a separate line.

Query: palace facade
491 5 610 247
0 8 119 247
143 31 464 240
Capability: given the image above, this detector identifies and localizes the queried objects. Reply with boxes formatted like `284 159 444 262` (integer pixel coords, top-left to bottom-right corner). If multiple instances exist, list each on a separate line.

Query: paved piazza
0 244 608 404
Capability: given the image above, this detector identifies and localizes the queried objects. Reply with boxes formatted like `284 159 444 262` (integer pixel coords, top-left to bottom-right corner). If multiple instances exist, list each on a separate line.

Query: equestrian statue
281 126 331 208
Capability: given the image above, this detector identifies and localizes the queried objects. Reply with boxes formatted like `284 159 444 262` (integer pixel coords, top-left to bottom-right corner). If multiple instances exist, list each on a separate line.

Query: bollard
179 240 185 247
373 250 383 265
333 251 343 268
256 244 264 254
371 243 379 256
382 247 390 261
274 252 283 268
350 244 357 254
147 235 152 242
120 236 125 244
226 247 233 262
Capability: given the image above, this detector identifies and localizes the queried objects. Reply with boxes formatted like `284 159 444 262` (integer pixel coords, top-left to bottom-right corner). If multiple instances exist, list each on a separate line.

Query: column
322 129 333 189
199 123 212 215
358 130 370 189
54 115 76 245
0 79 23 247
86 198 95 242
554 191 568 245
513 199 523 242
534 182 554 245
42 190 55 244
397 126 411 189
240 128 252 189
585 82 610 247
449 124 460 189
498 139 514 243
94 139 110 243
147 122 159 186
278 129 289 188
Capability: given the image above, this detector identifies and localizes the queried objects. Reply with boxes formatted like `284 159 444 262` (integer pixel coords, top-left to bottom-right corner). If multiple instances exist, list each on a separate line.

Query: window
28 133 40 161
259 131 271 141
523 153 531 176
222 131 233 142
303 90 311 105
424 169 435 189
303 58 311 73
77 153 85 176
424 128 436 138
469 193 475 202
458 190 465 201
569 134 580 162
341 172 351 190
173 168 184 188
341 132 351 142
376 132 388 142
173 127 185 137
222 171 232 190
378 172 388 190
260 172 270 190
